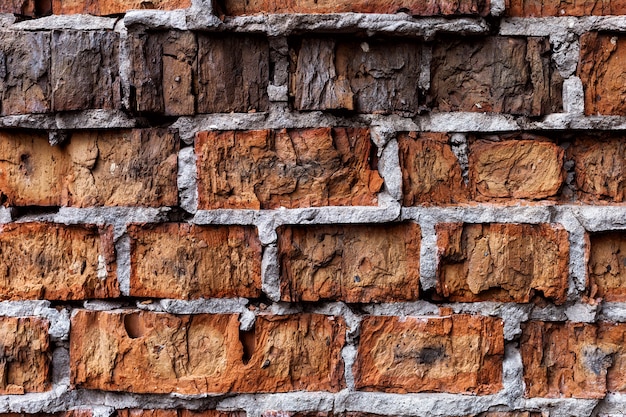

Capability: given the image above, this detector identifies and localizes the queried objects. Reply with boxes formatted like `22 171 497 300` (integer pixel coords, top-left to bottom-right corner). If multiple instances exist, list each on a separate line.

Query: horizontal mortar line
501 15 626 36
0 110 137 130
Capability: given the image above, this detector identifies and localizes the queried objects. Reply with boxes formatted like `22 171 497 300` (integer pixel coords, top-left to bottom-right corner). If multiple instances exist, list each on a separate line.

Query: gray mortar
12 15 118 30
600 302 626 322
116 19 133 112
378 139 402 201
116 234 131 296
554 207 588 296
0 207 12 223
550 32 580 78
450 133 469 183
563 77 585 114
261 245 281 302
178 146 198 214
124 10 189 30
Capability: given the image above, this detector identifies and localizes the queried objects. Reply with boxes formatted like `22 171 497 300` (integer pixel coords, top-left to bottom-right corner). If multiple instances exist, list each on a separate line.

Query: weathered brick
469 137 565 200
130 31 197 115
0 317 49 394
197 34 269 113
118 411 243 417
195 128 382 209
0 410 93 417
0 129 179 207
579 33 626 116
216 0 489 15
568 136 626 202
398 132 468 205
71 310 345 394
51 0 191 15
265 413 539 417
436 223 569 304
0 1 32 14
278 223 420 303
51 31 120 111
0 31 51 115
506 0 626 16
291 38 421 115
430 37 563 115
354 315 504 394
128 223 262 299
521 321 626 398
0 222 117 300
589 232 626 301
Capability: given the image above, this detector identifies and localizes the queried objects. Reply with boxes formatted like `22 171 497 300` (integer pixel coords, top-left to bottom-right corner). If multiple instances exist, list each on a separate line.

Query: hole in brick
34 0 52 16
124 313 147 339
239 327 256 365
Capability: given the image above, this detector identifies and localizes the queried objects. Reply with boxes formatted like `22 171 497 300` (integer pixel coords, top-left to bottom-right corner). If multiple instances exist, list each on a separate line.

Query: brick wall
1 0 626 416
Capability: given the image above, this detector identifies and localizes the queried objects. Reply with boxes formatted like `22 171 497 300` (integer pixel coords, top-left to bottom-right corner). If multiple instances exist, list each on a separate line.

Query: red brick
436 223 569 304
589 232 626 301
0 129 178 207
51 0 191 15
117 411 243 417
354 315 504 394
216 0 489 16
578 33 626 116
0 317 50 394
195 128 382 209
469 137 565 200
128 223 262 299
430 37 562 116
521 321 626 398
0 222 118 300
506 0 626 16
568 136 626 202
278 223 420 303
291 38 422 115
71 310 345 394
398 132 468 205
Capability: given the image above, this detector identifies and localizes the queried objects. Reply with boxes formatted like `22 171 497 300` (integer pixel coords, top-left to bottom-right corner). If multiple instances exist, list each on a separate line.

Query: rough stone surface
195 128 382 210
291 38 421 115
216 0 489 15
130 30 197 116
568 135 626 202
398 132 468 205
197 34 269 114
469 137 565 200
589 232 626 301
0 129 179 207
354 314 504 394
71 310 345 394
521 321 626 398
0 222 118 300
277 223 420 303
0 31 51 116
436 223 569 304
0 316 49 394
430 36 563 115
506 0 626 17
128 223 262 299
51 30 120 112
51 0 192 15
579 33 626 116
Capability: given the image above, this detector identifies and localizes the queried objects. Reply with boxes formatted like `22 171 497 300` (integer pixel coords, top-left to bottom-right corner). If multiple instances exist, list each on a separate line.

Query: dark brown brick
430 37 563 115
291 38 421 115
278 223 420 303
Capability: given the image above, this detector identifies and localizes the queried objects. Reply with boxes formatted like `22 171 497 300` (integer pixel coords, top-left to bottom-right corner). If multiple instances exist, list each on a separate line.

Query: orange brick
568 136 626 202
0 129 178 207
278 223 420 303
0 222 118 300
589 232 626 301
196 128 382 209
128 223 262 299
506 0 626 16
469 138 564 200
578 33 626 116
51 0 191 15
521 321 626 398
354 315 504 394
436 223 569 304
398 132 468 205
0 317 50 394
71 310 345 394
118 411 243 417
216 0 489 16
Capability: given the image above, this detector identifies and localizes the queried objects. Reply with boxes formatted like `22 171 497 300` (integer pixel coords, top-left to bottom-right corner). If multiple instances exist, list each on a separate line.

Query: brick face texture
1 0 625 415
